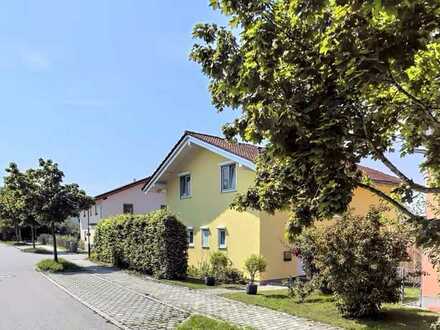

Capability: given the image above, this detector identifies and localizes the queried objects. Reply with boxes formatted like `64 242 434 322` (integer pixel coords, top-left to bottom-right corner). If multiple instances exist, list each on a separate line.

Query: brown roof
95 177 150 200
185 131 262 162
186 131 400 185
143 130 400 190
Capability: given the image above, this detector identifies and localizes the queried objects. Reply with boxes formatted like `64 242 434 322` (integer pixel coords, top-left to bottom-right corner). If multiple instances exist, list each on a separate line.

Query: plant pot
246 283 258 295
204 276 216 286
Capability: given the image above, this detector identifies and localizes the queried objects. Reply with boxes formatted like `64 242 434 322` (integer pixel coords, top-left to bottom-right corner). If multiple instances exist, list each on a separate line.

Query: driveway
0 243 118 330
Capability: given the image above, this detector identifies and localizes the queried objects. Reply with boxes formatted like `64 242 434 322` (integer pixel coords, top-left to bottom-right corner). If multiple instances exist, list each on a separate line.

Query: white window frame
218 228 227 249
178 172 191 199
219 161 237 193
187 227 194 247
201 228 210 249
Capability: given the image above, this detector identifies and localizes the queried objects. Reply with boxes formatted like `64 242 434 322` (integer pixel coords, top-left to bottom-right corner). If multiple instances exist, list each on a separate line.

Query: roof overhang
142 134 256 194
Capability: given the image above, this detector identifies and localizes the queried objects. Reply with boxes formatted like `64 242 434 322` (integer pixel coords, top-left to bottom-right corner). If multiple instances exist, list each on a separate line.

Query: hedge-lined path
48 256 338 330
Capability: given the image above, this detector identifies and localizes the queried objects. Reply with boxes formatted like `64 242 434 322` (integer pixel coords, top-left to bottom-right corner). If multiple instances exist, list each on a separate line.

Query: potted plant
199 260 216 286
244 254 267 295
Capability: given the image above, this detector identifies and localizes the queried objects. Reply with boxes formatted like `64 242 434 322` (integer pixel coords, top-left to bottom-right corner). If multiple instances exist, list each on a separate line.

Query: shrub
286 277 314 303
94 209 188 279
301 208 409 318
38 233 51 245
224 267 246 284
210 252 230 279
36 258 81 272
244 255 267 283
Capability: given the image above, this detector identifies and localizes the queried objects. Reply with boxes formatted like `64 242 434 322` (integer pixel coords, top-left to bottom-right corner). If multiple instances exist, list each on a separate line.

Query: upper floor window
123 203 134 214
221 163 236 192
179 173 191 199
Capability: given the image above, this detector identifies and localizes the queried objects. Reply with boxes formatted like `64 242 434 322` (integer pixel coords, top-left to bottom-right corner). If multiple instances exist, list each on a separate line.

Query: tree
296 208 409 317
190 1 440 250
0 186 24 242
3 163 39 248
33 159 94 262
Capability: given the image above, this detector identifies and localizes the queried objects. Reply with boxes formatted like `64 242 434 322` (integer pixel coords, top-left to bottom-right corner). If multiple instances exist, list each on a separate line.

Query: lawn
36 258 82 273
224 289 438 330
177 315 248 329
22 247 52 254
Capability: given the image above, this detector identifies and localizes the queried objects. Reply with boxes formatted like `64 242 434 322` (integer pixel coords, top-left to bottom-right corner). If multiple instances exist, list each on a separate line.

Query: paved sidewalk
45 256 338 330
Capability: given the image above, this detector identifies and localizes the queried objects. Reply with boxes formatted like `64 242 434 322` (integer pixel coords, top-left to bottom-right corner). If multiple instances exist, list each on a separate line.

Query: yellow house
143 131 400 282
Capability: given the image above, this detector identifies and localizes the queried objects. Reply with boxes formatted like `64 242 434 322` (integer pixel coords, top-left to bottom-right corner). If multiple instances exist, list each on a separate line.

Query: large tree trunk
51 222 58 262
31 223 36 249
18 226 22 242
15 223 19 242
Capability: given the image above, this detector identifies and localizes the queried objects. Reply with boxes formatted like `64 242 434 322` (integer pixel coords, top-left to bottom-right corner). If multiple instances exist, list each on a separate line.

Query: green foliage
190 0 440 247
210 251 230 279
177 315 245 330
297 209 409 318
94 209 188 279
244 254 267 283
286 278 314 303
36 258 81 273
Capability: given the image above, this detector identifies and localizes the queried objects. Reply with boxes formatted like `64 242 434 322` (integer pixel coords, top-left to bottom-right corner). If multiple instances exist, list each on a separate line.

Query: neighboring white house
79 177 166 244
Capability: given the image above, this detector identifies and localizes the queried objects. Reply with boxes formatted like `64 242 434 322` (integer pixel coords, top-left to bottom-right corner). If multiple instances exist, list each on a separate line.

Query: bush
224 267 246 284
36 258 82 273
286 277 314 303
210 252 230 279
94 209 188 279
38 233 51 245
244 255 267 283
298 208 409 318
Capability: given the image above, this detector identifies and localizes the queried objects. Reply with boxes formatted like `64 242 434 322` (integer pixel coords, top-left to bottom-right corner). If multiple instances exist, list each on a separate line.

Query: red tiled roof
95 177 150 200
186 131 400 185
186 131 262 162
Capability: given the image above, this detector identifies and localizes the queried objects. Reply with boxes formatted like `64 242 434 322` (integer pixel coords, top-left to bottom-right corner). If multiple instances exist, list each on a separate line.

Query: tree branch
356 182 417 219
360 113 440 193
386 65 440 129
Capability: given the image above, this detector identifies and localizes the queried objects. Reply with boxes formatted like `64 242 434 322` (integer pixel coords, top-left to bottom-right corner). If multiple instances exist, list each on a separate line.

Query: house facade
421 191 440 310
79 177 166 245
143 131 401 281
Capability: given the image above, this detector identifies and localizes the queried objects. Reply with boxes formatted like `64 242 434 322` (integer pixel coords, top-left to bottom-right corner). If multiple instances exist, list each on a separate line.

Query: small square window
283 251 292 262
221 163 236 192
123 203 134 214
218 228 227 249
160 204 167 209
187 228 194 247
201 228 209 248
179 174 191 198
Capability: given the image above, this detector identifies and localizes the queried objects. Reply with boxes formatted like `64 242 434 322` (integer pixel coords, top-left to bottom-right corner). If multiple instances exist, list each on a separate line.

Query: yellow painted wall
165 144 398 281
350 184 396 218
166 146 261 271
260 210 297 281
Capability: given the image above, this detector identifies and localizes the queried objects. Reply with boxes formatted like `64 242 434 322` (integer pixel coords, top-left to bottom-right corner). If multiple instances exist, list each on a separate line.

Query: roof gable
142 131 400 192
95 177 150 201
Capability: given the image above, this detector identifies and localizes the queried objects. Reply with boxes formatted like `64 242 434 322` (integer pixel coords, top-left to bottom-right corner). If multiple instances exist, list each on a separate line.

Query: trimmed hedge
94 210 188 279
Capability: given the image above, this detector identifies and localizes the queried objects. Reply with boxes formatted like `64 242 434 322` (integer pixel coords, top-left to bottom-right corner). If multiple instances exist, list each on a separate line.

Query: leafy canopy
191 0 440 244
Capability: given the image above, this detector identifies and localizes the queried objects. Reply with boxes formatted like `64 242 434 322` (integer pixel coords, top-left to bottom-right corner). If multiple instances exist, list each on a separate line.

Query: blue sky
0 1 424 195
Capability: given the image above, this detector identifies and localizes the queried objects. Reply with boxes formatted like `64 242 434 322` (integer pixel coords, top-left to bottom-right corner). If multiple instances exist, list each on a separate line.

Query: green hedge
94 210 188 279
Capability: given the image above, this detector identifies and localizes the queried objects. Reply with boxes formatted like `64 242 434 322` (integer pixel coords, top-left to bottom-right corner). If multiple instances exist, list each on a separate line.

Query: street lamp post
87 208 91 259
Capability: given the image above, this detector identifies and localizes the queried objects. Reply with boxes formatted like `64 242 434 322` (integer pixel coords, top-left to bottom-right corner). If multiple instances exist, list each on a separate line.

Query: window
187 228 194 247
123 203 134 214
218 228 226 249
283 251 293 262
179 174 191 198
221 163 236 192
94 205 98 216
201 228 209 248
160 204 167 209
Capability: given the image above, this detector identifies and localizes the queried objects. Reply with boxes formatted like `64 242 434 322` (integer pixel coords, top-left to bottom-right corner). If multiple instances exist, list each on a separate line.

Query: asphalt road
0 243 118 330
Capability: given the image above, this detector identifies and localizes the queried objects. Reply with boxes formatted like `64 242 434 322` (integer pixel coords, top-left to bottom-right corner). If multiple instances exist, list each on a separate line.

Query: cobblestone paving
46 256 339 330
47 271 188 330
